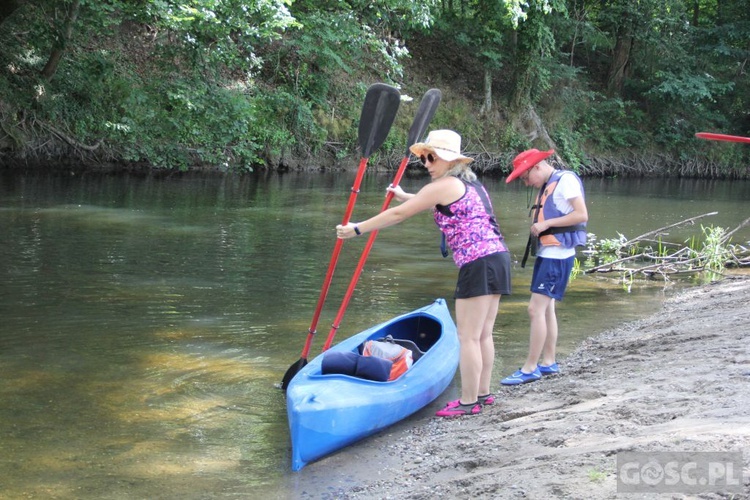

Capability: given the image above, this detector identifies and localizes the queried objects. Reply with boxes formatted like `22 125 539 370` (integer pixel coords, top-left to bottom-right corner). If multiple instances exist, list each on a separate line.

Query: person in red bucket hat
505 149 555 183
501 148 588 385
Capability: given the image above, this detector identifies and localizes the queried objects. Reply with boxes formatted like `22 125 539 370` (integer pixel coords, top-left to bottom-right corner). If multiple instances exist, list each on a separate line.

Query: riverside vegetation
0 0 748 177
579 213 750 288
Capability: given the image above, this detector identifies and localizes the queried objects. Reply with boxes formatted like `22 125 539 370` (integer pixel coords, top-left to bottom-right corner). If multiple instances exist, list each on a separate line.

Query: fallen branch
582 214 749 280
722 216 750 244
623 212 718 246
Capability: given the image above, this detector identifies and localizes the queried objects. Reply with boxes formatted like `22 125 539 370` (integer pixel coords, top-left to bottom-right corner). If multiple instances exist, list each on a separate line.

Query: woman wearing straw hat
501 149 588 385
337 129 511 417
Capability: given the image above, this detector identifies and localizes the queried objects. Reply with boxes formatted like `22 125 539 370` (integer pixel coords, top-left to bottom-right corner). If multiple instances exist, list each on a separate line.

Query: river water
1 170 748 498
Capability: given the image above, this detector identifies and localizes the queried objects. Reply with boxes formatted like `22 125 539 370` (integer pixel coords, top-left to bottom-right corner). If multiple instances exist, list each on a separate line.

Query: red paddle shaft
321 156 409 351
695 132 750 144
280 83 401 390
299 157 369 359
320 89 441 351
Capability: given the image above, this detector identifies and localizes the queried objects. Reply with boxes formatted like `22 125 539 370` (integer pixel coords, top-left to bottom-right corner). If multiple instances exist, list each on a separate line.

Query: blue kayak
286 298 459 471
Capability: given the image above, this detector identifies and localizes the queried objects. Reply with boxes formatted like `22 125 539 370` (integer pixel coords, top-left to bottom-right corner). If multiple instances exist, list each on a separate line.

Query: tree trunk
479 69 492 115
512 105 557 151
511 64 533 111
606 28 633 97
40 0 81 80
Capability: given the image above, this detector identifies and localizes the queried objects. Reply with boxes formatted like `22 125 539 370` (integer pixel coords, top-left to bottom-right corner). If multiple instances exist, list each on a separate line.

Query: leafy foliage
0 0 747 173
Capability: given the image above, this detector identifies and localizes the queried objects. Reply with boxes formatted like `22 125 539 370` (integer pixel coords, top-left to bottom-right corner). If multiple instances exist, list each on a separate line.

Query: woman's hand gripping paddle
321 89 442 351
696 132 750 144
281 83 400 390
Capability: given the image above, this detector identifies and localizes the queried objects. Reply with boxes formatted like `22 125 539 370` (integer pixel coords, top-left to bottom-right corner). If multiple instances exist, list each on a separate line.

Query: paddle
695 132 750 144
321 89 442 352
281 83 400 390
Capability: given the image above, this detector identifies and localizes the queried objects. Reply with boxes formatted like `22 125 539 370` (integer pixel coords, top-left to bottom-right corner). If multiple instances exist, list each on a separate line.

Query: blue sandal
537 362 560 375
500 368 542 386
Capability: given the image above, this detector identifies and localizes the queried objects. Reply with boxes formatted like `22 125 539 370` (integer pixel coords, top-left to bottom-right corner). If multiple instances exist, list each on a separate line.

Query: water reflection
1 170 748 497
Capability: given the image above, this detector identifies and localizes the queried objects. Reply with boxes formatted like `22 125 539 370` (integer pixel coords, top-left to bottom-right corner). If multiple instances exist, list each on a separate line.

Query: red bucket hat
506 149 554 183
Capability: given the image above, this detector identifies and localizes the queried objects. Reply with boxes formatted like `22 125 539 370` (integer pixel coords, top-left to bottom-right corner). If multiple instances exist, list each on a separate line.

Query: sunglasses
520 168 533 182
419 153 437 165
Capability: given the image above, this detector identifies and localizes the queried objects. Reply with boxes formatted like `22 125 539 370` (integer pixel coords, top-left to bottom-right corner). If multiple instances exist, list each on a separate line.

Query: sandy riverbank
294 275 750 499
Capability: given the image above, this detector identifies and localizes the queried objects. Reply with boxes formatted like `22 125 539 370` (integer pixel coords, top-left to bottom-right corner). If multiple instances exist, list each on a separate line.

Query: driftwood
621 212 718 247
584 213 750 279
722 216 750 244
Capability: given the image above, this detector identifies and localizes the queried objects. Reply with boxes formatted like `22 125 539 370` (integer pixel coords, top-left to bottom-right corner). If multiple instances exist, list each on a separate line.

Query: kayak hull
286 298 459 471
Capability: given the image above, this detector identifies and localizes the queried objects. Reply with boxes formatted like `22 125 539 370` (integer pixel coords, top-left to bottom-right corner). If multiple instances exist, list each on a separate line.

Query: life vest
534 170 587 249
362 339 413 380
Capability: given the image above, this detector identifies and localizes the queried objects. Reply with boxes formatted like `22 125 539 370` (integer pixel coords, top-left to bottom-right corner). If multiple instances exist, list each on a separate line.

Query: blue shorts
455 252 512 299
530 256 575 301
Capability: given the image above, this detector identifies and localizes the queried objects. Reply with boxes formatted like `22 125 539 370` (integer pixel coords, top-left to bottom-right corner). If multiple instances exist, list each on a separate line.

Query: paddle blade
358 83 401 158
695 132 750 144
405 89 441 154
319 89 442 353
281 358 307 390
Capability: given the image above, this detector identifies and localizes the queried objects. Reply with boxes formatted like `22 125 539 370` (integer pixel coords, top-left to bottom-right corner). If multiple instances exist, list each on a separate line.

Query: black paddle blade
280 84 399 391
281 357 307 391
405 89 441 154
358 83 401 158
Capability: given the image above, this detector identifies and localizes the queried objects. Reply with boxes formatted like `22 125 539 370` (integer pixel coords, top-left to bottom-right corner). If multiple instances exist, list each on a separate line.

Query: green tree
0 0 300 168
1 0 747 172
40 0 81 79
259 0 436 155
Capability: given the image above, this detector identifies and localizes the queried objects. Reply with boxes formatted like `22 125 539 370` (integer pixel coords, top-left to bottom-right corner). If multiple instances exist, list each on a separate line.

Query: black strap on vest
540 224 587 236
438 179 501 258
440 233 449 258
521 182 546 268
472 181 502 238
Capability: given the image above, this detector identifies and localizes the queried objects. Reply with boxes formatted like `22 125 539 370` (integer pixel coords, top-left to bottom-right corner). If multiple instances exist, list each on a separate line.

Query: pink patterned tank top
433 180 507 267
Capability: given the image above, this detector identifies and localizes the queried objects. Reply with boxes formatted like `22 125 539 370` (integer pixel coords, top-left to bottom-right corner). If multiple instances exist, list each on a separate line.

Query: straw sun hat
409 130 473 164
